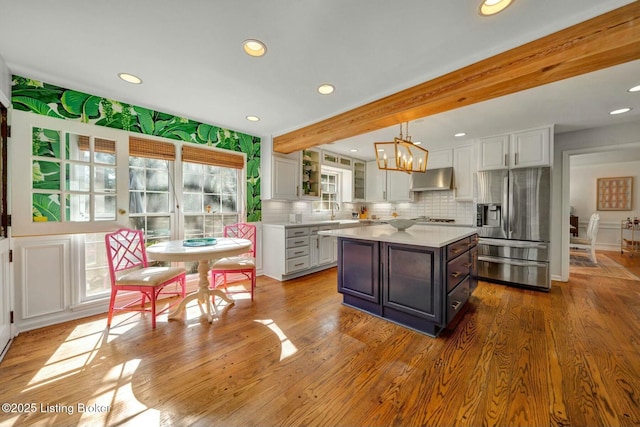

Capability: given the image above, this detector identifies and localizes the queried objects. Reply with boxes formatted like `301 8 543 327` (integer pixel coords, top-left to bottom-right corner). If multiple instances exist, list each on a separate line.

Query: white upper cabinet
478 135 509 170
452 145 475 201
272 155 300 200
478 126 552 170
365 161 411 202
510 127 551 168
322 150 353 169
386 170 411 202
365 161 386 202
426 149 453 169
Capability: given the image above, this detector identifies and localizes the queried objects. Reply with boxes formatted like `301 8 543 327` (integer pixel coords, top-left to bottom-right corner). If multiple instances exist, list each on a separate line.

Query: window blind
77 135 116 153
129 136 176 160
182 145 244 169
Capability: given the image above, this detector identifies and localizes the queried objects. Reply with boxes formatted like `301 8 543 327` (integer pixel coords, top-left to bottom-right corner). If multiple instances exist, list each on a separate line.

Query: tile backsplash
262 190 476 225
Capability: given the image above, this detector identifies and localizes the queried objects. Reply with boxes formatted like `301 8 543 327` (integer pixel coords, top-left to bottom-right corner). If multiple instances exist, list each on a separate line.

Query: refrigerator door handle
479 238 547 249
503 172 509 238
478 255 547 268
507 171 514 239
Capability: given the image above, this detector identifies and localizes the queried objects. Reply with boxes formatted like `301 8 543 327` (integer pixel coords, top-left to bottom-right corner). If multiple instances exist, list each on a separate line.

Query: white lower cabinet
263 223 339 281
309 232 319 268
318 233 335 265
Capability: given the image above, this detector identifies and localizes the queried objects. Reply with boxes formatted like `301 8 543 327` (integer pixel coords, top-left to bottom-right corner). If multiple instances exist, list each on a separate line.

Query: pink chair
105 228 186 328
210 223 257 300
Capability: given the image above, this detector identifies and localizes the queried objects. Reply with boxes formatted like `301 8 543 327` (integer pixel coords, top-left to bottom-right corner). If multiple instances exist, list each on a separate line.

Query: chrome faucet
330 202 340 220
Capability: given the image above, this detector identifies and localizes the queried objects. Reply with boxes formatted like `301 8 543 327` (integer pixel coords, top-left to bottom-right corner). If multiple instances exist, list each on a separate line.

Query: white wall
0 53 10 106
552 120 640 281
570 160 640 250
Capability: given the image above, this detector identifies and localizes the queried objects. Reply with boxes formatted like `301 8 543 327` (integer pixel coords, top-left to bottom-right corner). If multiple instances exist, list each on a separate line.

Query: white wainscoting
12 225 264 333
14 236 71 330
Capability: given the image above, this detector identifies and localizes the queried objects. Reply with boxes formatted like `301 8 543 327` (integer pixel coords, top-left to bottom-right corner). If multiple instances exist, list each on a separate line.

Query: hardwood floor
1 262 640 426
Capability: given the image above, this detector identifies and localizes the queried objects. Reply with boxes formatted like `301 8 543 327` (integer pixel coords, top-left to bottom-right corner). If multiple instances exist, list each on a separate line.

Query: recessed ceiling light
246 115 260 122
479 0 513 16
609 108 632 115
629 85 640 93
454 132 467 137
243 39 267 57
317 84 335 95
349 149 358 152
118 73 142 84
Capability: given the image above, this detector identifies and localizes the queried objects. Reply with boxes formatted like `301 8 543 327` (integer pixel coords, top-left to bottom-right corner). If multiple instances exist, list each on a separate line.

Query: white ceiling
0 0 638 161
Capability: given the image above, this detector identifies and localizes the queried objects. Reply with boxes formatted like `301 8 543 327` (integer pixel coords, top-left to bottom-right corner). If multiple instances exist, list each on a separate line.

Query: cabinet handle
504 154 507 167
451 271 462 278
451 301 461 310
515 152 519 165
452 248 463 254
294 251 304 255
296 185 299 197
294 263 305 267
465 263 473 269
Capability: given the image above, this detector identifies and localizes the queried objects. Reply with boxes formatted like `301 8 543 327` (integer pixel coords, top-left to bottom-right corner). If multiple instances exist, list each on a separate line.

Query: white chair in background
570 212 600 263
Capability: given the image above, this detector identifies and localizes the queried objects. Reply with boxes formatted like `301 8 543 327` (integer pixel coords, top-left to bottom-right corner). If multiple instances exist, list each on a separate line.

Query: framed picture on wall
597 176 633 211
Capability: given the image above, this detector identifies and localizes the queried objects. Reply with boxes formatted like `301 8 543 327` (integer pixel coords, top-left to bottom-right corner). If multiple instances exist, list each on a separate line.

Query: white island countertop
317 224 477 248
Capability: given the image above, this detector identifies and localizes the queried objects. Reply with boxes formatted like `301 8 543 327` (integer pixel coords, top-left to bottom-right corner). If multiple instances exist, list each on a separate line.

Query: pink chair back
224 223 256 257
105 228 149 284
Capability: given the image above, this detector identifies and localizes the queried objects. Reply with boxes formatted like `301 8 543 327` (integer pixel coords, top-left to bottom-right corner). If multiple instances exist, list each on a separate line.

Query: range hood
410 167 454 191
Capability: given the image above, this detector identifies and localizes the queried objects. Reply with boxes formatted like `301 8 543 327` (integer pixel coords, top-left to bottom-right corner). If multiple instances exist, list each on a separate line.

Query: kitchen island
318 224 478 337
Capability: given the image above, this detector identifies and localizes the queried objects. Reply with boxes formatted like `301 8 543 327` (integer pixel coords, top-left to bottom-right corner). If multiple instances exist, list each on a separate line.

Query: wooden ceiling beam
273 2 640 154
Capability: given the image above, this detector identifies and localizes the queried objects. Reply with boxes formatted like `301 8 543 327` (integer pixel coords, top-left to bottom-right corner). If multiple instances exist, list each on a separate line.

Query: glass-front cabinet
353 160 366 201
301 148 321 198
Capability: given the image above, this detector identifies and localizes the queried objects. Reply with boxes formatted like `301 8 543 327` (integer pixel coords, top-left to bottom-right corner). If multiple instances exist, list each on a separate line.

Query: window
182 162 239 239
319 172 339 210
128 157 174 242
12 112 247 302
31 130 118 223
81 137 245 299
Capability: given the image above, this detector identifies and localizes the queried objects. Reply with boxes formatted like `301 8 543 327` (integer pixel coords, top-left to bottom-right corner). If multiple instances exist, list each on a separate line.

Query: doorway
565 145 640 281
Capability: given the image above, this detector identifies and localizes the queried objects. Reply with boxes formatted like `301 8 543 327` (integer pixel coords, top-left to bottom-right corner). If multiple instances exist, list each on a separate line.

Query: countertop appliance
476 167 551 290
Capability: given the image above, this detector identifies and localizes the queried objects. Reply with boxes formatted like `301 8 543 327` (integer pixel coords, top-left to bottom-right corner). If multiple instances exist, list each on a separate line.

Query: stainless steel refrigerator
476 167 551 290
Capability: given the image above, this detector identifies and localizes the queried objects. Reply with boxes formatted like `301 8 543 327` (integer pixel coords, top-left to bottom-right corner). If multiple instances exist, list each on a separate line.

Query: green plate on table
183 238 217 247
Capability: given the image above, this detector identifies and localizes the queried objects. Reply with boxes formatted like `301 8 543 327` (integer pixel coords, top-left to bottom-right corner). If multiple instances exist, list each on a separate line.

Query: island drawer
286 227 309 238
447 237 472 260
447 276 471 323
286 255 310 273
286 246 309 259
446 252 472 292
286 236 309 248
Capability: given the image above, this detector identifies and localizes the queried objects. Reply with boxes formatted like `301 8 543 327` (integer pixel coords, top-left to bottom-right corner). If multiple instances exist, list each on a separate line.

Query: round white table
146 237 251 323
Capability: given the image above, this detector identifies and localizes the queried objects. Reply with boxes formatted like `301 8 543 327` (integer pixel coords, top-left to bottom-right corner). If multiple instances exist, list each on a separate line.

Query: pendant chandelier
374 122 429 173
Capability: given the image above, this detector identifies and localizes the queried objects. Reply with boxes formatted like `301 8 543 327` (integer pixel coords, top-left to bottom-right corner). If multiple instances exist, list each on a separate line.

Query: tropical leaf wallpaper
12 75 262 222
